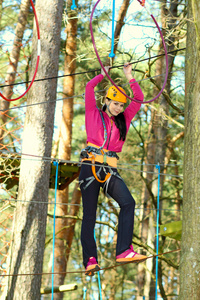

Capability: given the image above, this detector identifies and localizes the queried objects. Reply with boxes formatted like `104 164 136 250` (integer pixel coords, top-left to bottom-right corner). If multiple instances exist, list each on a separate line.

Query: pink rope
0 0 40 102
89 0 169 104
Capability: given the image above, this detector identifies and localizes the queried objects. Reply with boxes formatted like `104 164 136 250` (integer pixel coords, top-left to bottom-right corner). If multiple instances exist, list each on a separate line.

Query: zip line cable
0 150 183 177
0 147 184 169
0 148 184 167
0 47 185 91
0 67 185 112
0 199 183 212
0 248 180 278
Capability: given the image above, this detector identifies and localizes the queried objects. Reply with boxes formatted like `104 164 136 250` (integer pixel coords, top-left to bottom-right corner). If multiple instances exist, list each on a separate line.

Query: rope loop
0 0 40 102
91 155 111 183
90 0 168 104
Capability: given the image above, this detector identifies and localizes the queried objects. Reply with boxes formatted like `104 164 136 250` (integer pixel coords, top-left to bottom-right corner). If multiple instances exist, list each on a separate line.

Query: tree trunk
5 0 64 299
138 0 180 298
53 1 78 299
0 0 30 141
148 0 180 296
179 1 200 299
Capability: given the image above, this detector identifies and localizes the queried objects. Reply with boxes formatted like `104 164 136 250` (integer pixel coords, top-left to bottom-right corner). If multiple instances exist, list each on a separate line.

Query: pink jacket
85 74 144 153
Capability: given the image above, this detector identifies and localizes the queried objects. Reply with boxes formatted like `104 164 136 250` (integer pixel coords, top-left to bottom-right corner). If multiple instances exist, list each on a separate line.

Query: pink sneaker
85 257 100 276
116 245 147 263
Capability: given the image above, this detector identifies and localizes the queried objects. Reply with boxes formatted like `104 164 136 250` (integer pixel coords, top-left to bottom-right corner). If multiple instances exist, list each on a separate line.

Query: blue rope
97 267 103 300
71 0 77 10
109 0 116 58
83 286 87 300
155 164 160 300
94 231 103 300
51 161 59 299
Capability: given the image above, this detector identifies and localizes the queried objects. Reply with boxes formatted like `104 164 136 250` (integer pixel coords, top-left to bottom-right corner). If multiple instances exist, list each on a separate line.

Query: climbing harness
90 0 168 104
80 107 110 183
80 146 119 160
0 0 40 102
80 107 121 187
80 145 119 185
79 160 123 196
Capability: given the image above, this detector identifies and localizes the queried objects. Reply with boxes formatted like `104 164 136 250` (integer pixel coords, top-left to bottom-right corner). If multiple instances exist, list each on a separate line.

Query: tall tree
137 0 182 298
5 0 64 299
179 0 200 299
52 2 79 299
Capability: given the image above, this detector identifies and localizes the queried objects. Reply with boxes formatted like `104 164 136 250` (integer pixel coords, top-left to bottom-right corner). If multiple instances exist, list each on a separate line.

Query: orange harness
79 146 123 190
90 153 111 183
80 142 119 183
81 108 118 183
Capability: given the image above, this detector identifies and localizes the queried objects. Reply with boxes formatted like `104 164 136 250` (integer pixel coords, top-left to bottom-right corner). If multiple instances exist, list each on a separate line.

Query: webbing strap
91 155 111 183
98 108 108 149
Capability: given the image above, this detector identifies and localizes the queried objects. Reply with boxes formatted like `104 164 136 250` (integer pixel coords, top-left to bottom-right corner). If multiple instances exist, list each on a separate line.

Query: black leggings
79 161 135 268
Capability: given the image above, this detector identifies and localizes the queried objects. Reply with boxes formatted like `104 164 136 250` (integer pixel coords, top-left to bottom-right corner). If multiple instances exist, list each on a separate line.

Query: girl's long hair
102 102 127 141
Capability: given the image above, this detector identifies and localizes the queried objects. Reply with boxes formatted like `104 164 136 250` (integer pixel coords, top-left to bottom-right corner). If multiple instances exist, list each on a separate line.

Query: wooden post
40 284 78 294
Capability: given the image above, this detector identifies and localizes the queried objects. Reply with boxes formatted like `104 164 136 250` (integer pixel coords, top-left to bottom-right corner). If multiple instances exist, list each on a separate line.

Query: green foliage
0 0 186 298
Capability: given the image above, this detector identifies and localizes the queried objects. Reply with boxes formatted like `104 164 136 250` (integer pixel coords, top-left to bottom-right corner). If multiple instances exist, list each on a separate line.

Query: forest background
0 0 190 299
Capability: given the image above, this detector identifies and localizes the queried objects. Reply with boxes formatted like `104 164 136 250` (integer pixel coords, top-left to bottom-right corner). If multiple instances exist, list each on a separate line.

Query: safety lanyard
97 107 108 149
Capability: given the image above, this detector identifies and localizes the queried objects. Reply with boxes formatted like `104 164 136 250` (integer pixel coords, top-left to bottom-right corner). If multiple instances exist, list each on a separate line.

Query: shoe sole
116 257 147 263
85 264 100 276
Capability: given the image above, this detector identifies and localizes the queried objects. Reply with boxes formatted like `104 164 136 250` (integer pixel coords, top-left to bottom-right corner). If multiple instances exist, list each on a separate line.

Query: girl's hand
123 63 133 81
101 65 110 77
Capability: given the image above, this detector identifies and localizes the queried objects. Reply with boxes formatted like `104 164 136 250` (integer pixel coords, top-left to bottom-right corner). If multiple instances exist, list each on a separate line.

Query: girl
79 63 147 276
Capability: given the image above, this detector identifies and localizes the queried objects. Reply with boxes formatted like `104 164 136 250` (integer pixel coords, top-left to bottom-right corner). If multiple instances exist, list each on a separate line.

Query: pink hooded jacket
85 74 144 153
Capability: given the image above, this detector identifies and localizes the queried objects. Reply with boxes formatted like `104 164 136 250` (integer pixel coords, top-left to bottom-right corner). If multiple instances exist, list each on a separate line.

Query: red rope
0 0 40 102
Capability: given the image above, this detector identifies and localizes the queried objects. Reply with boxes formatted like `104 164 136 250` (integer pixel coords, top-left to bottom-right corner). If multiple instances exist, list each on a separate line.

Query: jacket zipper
107 119 113 149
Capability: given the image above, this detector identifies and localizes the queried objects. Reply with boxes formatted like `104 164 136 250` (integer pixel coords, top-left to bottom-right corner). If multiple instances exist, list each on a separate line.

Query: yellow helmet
106 86 127 103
